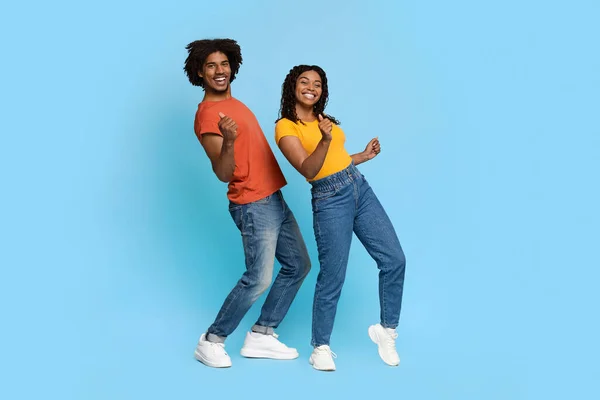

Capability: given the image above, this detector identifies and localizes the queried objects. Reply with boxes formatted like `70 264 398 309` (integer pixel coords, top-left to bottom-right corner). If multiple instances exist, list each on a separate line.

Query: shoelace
209 341 228 355
317 347 337 359
385 331 398 349
262 332 294 351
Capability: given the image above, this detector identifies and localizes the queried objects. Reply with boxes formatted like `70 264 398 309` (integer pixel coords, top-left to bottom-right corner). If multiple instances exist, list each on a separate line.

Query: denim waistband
228 190 282 208
310 162 359 192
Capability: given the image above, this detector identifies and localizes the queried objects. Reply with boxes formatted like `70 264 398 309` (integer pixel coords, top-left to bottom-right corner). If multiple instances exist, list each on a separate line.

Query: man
183 38 311 368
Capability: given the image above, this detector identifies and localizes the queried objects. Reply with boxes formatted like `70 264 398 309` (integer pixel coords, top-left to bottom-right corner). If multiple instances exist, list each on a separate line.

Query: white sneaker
368 324 400 366
240 332 299 359
309 345 337 371
194 334 232 368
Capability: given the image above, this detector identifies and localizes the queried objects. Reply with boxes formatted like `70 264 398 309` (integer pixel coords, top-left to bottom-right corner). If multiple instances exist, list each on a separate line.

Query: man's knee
256 275 272 295
241 269 273 296
300 254 312 278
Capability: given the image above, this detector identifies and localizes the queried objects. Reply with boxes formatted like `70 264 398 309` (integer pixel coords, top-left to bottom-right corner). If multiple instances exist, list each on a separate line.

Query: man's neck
203 88 233 102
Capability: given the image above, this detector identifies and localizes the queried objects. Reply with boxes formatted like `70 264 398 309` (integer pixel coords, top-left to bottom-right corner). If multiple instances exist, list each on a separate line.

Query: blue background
2 0 599 399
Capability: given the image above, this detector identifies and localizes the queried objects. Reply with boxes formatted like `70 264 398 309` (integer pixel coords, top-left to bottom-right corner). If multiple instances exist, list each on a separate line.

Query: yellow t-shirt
275 118 352 181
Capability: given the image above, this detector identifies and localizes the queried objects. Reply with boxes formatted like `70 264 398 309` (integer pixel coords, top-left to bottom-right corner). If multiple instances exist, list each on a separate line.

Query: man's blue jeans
206 190 311 341
310 164 406 347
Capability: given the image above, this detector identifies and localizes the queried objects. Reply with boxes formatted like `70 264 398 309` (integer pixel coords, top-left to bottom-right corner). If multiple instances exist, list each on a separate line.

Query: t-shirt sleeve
194 109 222 139
274 119 299 145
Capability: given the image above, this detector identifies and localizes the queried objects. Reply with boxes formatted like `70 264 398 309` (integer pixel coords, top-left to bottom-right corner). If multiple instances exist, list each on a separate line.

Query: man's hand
218 112 238 142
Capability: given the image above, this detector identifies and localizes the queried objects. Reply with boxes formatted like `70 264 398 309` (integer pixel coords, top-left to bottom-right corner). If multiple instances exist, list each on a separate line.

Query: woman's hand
318 114 333 142
363 137 381 160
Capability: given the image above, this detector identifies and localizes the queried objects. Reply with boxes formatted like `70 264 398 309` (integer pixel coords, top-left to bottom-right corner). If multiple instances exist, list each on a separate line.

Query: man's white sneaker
194 334 232 368
309 345 337 371
368 323 400 366
240 332 299 360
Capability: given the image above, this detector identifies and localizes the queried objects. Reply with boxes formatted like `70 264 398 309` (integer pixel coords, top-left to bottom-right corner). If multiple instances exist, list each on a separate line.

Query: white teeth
303 93 315 99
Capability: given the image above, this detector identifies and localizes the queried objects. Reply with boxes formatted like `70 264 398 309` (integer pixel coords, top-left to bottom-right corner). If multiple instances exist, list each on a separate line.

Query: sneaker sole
368 325 400 366
194 350 232 368
309 356 336 371
240 348 299 360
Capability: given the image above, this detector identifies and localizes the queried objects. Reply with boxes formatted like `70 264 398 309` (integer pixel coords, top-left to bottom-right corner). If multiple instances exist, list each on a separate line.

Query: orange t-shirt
194 97 286 204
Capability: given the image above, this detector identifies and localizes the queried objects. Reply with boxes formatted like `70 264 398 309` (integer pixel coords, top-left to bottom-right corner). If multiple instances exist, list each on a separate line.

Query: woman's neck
295 104 316 122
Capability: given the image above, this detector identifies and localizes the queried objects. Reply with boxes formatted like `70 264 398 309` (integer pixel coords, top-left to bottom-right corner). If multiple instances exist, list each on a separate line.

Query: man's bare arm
200 133 235 182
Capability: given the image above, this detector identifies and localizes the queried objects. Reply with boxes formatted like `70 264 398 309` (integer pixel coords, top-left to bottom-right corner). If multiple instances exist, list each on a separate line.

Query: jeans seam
213 205 251 334
354 179 359 212
211 285 242 334
311 281 323 347
243 207 256 267
255 262 277 327
381 269 388 326
312 211 325 347
268 281 291 327
261 214 288 327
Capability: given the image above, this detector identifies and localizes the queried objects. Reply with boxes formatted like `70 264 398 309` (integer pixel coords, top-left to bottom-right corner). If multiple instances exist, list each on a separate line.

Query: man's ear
197 71 203 78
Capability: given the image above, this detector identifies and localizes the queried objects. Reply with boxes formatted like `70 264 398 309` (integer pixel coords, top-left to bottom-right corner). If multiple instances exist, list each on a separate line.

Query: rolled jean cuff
206 333 226 343
251 324 274 335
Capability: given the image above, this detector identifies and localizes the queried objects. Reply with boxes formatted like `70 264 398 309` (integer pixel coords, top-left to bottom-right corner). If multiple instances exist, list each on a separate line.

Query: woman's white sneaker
368 324 400 366
309 345 337 371
240 332 299 359
194 334 232 368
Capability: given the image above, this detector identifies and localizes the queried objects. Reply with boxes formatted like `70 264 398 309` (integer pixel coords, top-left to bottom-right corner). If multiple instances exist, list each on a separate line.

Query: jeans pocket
228 199 243 211
230 205 253 235
311 186 339 203
229 206 243 230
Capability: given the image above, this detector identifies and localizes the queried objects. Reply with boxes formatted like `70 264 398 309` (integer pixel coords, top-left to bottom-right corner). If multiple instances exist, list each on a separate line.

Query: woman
274 65 407 371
